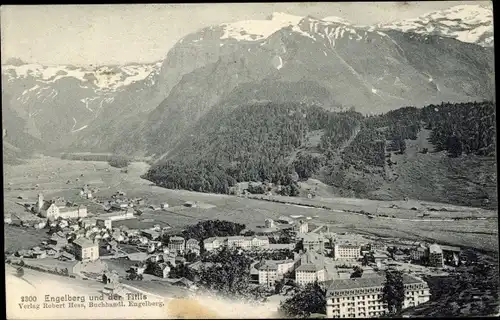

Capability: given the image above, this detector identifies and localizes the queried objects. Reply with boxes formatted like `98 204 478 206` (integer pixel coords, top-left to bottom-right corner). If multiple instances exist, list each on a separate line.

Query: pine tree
382 270 406 315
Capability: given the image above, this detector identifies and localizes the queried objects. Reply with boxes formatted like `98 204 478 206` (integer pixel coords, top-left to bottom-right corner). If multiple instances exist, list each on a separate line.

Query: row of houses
203 236 270 251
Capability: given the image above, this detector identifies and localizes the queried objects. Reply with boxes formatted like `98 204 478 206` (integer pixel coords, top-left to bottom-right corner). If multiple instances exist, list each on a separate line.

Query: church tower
37 193 44 213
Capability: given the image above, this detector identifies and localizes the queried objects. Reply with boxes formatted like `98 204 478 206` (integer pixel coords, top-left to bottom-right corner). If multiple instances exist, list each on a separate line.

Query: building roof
170 236 185 242
61 252 75 259
258 259 294 271
203 237 221 244
298 233 322 242
186 238 198 245
327 273 425 292
337 243 360 249
296 264 323 272
269 243 295 250
429 243 443 254
73 237 97 248
250 236 269 241
227 236 245 240
441 245 461 252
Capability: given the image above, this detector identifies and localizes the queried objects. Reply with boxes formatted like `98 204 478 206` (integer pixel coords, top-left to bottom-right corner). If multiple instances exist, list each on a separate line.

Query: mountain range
1 4 495 161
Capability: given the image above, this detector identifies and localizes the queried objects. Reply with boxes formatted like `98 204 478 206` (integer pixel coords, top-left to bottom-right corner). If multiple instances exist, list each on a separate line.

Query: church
35 193 88 220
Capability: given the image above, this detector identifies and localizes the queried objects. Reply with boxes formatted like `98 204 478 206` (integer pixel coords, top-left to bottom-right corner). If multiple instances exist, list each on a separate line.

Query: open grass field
4 225 49 253
4 156 498 253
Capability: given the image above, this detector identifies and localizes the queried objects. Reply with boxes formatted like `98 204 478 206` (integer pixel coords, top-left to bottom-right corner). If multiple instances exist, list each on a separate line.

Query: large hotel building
326 273 430 318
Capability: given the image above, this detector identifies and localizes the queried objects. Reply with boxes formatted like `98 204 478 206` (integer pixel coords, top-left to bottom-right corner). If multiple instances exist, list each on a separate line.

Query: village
4 180 473 318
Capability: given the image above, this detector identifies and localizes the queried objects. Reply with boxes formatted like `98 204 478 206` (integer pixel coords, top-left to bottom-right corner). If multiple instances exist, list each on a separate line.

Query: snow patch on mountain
2 62 161 92
321 16 353 25
378 4 493 47
220 12 303 41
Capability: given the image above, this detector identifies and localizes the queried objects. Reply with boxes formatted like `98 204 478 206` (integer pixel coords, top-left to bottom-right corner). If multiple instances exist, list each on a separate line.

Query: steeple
37 193 44 213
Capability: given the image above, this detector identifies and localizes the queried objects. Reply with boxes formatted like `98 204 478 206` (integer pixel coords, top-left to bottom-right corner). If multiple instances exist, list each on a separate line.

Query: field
4 156 498 253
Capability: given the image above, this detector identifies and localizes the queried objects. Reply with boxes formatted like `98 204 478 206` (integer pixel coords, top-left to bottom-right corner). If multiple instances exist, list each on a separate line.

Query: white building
326 274 431 318
258 259 296 287
204 236 270 251
204 237 226 251
295 220 309 233
264 219 275 228
298 233 325 252
168 236 186 254
296 264 326 285
73 238 99 262
37 193 88 219
333 243 361 261
295 251 327 285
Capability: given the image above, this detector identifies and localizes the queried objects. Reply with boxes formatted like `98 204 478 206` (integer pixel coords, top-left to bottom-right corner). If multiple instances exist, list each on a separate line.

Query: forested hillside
145 101 496 208
144 103 361 195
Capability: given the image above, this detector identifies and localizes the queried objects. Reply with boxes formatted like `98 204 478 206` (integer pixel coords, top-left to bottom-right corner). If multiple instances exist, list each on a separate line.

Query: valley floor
4 156 498 253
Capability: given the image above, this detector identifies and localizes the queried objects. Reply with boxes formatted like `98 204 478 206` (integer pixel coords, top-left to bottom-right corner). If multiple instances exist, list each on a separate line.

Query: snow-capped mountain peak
321 16 353 25
378 4 493 47
220 12 303 41
1 62 162 92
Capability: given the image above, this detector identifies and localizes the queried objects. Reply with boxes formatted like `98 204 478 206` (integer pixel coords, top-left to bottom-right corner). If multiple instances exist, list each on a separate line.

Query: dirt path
338 124 361 154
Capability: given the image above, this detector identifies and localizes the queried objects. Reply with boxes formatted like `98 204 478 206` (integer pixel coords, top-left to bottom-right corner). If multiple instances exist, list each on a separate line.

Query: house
80 218 97 228
161 203 169 209
429 243 444 268
264 219 275 228
441 245 461 266
148 254 164 263
59 252 76 261
276 216 294 225
163 254 177 267
294 220 309 233
185 239 200 254
175 256 187 265
392 249 408 261
4 214 13 224
410 246 428 262
102 271 120 284
103 283 127 299
170 277 196 290
129 264 146 275
49 234 68 247
184 201 197 208
72 238 99 261
141 229 161 241
168 236 186 254
97 218 112 230
155 263 171 278
32 250 47 259
326 273 431 318
371 251 389 269
125 251 147 261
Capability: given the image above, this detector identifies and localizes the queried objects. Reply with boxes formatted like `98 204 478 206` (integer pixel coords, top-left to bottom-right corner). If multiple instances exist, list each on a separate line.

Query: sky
0 1 492 66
